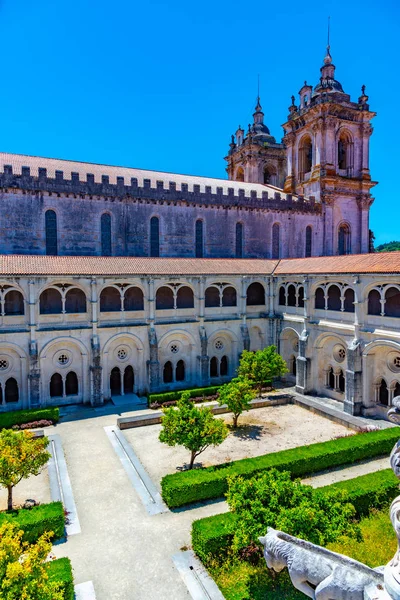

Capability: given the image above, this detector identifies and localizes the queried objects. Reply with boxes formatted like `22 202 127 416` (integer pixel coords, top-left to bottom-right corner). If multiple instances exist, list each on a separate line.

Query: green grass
210 507 396 600
48 557 74 600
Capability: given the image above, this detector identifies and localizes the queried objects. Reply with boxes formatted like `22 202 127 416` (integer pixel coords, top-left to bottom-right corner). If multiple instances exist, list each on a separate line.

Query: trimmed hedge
192 468 399 564
162 427 400 508
0 407 59 431
48 557 74 600
48 558 74 600
0 501 65 543
149 386 221 405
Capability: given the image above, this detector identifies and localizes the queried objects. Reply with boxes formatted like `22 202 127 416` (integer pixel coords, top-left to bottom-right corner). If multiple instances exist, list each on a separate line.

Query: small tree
0 522 64 600
218 377 256 428
238 346 288 394
0 429 50 511
159 391 229 469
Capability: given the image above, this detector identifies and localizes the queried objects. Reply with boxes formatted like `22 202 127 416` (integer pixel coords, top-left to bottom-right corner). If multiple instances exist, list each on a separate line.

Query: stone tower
282 45 377 255
225 97 286 187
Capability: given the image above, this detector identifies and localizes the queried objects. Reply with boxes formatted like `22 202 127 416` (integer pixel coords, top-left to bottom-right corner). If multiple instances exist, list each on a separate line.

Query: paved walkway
49 400 394 600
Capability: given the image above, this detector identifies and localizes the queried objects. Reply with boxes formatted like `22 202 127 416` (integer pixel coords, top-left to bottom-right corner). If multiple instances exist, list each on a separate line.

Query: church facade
0 45 397 419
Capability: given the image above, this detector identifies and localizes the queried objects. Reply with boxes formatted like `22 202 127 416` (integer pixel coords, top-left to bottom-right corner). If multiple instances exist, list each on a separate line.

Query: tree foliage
218 377 256 427
0 522 64 600
226 469 361 552
375 241 400 253
0 430 50 511
237 346 288 393
159 391 229 469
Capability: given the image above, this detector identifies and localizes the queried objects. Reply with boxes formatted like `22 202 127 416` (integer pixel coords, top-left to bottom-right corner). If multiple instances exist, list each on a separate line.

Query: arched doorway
110 367 121 396
5 378 19 403
124 366 134 394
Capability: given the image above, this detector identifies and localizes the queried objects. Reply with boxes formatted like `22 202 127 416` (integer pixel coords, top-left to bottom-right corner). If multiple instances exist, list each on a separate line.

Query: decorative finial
231 134 235 144
361 84 366 95
291 95 295 106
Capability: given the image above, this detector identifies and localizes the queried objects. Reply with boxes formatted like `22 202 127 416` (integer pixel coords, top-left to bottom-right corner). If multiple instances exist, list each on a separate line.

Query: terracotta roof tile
275 252 400 275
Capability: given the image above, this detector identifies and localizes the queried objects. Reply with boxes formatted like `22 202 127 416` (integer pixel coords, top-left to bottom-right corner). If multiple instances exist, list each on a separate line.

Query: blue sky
0 0 397 245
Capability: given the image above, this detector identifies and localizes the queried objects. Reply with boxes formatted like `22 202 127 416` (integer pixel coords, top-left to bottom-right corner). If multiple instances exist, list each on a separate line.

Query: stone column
28 280 40 407
147 327 160 392
344 340 363 415
90 279 103 405
323 198 334 256
241 325 250 351
296 332 311 395
198 326 209 386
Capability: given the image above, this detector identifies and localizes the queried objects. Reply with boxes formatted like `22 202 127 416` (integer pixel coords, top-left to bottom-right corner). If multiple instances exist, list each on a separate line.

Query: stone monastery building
0 45 399 419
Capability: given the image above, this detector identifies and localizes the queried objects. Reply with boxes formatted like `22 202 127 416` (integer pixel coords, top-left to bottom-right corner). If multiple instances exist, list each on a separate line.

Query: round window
0 358 9 371
388 352 400 373
215 340 224 351
333 345 346 363
58 354 69 366
54 351 71 368
170 344 179 354
115 346 130 362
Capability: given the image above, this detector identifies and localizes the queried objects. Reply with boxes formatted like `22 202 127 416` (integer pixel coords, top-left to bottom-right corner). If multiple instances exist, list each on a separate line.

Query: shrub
0 501 65 543
149 386 221 406
191 468 399 565
12 419 54 430
162 426 400 507
48 557 74 600
0 407 59 431
238 347 288 394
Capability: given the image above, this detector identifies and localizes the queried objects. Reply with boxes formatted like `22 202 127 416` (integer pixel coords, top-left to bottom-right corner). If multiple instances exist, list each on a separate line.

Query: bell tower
282 46 377 255
225 97 286 187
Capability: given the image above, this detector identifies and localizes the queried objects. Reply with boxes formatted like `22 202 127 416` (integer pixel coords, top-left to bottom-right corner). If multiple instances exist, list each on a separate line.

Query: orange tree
0 429 50 511
238 346 288 394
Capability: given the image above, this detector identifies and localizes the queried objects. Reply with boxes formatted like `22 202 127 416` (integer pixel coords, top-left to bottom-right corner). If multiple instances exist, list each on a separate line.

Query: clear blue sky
0 0 397 245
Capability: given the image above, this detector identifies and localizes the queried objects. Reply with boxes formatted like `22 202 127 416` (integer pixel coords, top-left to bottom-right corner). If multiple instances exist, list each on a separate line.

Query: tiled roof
0 252 399 278
0 152 283 198
275 252 400 275
0 255 279 277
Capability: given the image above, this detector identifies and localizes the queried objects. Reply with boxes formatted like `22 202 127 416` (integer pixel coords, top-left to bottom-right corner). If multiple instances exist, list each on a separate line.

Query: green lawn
210 507 396 599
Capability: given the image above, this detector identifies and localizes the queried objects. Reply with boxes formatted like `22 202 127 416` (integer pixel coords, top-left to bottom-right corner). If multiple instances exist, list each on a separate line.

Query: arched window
50 373 63 398
45 210 58 256
235 223 243 258
287 285 296 307
5 378 18 403
263 166 276 185
222 286 237 307
176 360 185 382
246 282 265 306
195 220 204 258
210 357 219 378
124 366 134 394
299 136 312 179
338 224 351 255
368 289 381 315
65 288 86 313
205 287 220 308
315 287 325 310
298 286 305 308
4 290 24 316
110 367 121 395
176 286 194 309
65 371 78 396
305 226 312 258
40 288 62 315
379 379 389 406
337 131 353 172
101 213 112 256
150 216 160 257
343 288 355 313
338 370 345 393
236 167 244 182
385 287 400 318
393 382 400 400
272 223 280 259
328 367 335 389
124 287 144 311
279 286 286 306
327 285 341 311
156 286 174 310
163 361 173 384
220 355 228 376
100 287 121 312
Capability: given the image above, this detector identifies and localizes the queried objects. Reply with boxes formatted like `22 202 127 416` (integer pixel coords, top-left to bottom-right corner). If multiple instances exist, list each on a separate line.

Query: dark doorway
124 366 134 394
50 373 63 397
163 361 173 384
5 378 19 403
110 367 121 396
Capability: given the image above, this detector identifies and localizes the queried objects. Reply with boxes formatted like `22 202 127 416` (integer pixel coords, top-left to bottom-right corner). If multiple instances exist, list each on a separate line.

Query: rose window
57 354 69 365
0 359 9 371
394 357 400 368
117 349 128 360
338 348 346 360
170 344 179 354
215 340 224 350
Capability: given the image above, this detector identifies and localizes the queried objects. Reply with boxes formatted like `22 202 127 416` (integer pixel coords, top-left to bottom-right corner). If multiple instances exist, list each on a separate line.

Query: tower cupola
313 46 344 96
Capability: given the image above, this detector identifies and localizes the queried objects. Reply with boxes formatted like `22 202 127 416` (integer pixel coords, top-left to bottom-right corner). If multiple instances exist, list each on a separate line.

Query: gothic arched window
272 223 280 259
101 213 112 256
150 216 160 257
195 220 204 258
45 210 58 256
299 135 312 180
338 223 351 255
235 222 243 258
305 226 312 257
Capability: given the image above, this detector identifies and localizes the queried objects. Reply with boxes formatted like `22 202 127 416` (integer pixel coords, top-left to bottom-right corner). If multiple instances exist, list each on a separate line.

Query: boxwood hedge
192 468 399 565
162 427 400 508
48 557 74 600
0 501 65 543
0 407 59 430
149 386 220 405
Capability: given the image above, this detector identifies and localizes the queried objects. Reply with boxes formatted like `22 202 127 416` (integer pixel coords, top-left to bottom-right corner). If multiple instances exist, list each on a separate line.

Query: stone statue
259 397 400 599
259 528 383 599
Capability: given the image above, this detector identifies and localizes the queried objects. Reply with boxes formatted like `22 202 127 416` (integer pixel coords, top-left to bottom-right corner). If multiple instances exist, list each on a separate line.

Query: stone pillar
323 199 334 256
296 332 311 394
198 326 209 386
147 327 160 392
28 280 40 407
241 325 250 351
344 340 363 415
90 334 103 406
